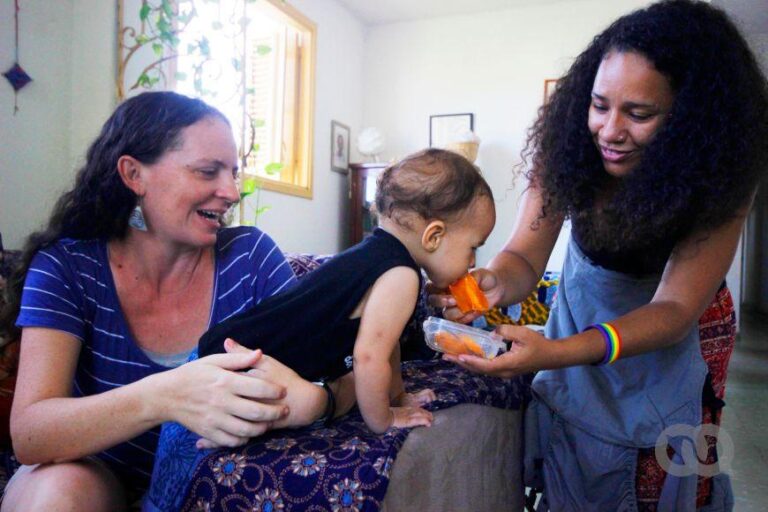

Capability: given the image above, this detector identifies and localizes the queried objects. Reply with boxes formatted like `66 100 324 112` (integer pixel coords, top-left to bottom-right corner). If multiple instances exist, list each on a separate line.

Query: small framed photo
543 79 558 104
429 113 474 148
331 120 351 174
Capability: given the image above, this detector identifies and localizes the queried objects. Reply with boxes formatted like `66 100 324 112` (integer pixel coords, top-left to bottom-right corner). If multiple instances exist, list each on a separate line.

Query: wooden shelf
349 162 387 246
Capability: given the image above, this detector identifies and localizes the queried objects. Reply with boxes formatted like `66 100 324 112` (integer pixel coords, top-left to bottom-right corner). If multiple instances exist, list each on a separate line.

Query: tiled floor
722 310 768 511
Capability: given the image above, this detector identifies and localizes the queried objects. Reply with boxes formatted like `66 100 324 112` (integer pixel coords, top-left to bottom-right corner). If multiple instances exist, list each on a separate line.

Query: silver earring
128 204 148 231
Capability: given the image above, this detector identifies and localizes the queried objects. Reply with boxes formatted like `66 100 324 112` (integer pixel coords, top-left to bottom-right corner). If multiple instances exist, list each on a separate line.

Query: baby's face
425 195 495 289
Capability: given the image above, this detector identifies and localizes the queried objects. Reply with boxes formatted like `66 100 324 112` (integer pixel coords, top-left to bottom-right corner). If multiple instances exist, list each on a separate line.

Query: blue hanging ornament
3 63 32 91
3 1 32 114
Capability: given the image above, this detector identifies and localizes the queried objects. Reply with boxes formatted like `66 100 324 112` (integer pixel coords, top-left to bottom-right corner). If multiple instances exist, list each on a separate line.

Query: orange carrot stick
434 331 468 355
459 334 485 357
448 274 489 314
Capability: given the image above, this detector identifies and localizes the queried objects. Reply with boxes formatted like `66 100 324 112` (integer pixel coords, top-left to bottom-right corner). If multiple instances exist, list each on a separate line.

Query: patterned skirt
636 285 736 510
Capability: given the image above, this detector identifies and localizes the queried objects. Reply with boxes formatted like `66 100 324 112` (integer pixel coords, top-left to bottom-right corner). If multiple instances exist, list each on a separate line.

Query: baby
198 148 496 433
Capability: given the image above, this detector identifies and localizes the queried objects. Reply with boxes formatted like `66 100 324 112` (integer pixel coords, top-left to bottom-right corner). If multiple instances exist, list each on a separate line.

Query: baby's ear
421 220 446 252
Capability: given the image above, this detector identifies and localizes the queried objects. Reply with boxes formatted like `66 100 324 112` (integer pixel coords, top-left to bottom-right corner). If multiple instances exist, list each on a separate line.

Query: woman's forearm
548 301 702 369
484 186 563 308
487 249 542 306
11 375 161 465
604 300 701 357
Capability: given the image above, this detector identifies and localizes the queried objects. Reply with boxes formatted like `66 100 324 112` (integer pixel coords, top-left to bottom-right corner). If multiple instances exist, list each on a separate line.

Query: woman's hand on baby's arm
151 340 289 450
195 339 332 449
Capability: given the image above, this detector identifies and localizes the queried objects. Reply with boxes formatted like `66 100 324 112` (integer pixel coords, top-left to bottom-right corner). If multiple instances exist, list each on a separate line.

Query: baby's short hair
375 148 493 227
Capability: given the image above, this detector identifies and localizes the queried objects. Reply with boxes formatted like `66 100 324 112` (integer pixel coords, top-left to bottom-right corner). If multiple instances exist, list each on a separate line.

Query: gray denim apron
524 238 724 511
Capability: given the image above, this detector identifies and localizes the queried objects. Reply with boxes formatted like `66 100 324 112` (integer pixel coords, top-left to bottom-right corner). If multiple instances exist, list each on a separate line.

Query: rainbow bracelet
586 322 622 365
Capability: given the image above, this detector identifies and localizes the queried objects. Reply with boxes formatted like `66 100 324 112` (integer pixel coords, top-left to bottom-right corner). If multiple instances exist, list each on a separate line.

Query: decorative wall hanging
3 0 33 114
116 0 195 101
331 120 351 174
117 0 249 102
429 113 473 149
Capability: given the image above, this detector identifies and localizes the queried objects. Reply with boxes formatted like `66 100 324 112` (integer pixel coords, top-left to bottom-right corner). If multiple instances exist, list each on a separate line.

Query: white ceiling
335 0 570 26
337 0 768 34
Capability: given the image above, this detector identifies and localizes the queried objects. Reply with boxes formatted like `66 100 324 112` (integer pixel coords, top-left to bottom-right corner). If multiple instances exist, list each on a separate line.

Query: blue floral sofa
146 253 532 511
0 248 532 511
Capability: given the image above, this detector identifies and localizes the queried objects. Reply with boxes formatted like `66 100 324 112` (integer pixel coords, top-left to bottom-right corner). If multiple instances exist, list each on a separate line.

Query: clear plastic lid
423 316 507 359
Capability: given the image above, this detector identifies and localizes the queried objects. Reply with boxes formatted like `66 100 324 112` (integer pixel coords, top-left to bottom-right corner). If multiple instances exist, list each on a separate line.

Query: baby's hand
400 389 436 407
390 406 433 429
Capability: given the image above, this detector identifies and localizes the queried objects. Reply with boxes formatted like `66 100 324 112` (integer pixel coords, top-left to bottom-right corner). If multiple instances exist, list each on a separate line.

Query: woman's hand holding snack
443 325 553 378
152 338 291 450
427 268 505 324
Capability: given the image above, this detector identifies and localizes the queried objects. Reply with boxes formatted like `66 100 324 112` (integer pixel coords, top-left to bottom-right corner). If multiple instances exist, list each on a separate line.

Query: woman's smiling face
140 116 240 248
588 50 675 178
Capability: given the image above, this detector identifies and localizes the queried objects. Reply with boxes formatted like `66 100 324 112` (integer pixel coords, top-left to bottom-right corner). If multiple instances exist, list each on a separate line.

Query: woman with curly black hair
433 1 767 509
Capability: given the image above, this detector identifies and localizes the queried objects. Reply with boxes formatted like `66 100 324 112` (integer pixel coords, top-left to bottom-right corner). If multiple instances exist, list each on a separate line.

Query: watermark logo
655 423 734 477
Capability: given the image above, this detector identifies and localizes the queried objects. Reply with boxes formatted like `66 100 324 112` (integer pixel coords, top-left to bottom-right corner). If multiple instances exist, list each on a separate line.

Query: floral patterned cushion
145 360 532 511
0 248 21 450
0 247 21 491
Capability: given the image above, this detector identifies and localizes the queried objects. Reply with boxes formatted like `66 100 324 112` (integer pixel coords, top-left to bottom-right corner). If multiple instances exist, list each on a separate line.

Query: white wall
361 0 652 269
0 1 76 250
68 1 118 173
0 0 120 250
0 0 364 256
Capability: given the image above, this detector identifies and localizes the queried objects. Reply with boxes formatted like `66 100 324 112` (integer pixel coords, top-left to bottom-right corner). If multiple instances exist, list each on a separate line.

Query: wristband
312 380 336 427
586 322 621 365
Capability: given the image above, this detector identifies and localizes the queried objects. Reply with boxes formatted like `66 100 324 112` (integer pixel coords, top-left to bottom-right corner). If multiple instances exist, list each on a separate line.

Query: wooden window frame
250 0 316 199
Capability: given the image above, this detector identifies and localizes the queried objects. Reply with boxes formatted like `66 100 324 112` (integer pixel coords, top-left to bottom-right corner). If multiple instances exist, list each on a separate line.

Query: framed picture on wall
543 79 559 103
429 113 474 148
331 120 351 174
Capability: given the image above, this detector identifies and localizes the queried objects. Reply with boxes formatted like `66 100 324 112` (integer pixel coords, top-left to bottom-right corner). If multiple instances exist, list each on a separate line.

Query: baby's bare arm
354 267 432 432
389 343 436 407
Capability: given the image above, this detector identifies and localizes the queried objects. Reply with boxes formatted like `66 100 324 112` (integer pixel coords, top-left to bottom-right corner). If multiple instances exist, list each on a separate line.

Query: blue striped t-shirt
15 226 297 489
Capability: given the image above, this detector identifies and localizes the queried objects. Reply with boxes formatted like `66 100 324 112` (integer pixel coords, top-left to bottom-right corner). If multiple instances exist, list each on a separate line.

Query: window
173 0 316 199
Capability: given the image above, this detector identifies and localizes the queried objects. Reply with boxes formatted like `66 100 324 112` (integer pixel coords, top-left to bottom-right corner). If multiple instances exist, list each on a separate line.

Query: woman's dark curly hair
525 0 768 252
0 91 227 341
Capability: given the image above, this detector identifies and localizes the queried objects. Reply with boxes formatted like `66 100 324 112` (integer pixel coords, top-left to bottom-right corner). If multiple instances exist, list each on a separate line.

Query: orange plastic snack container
448 274 489 314
424 316 506 359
